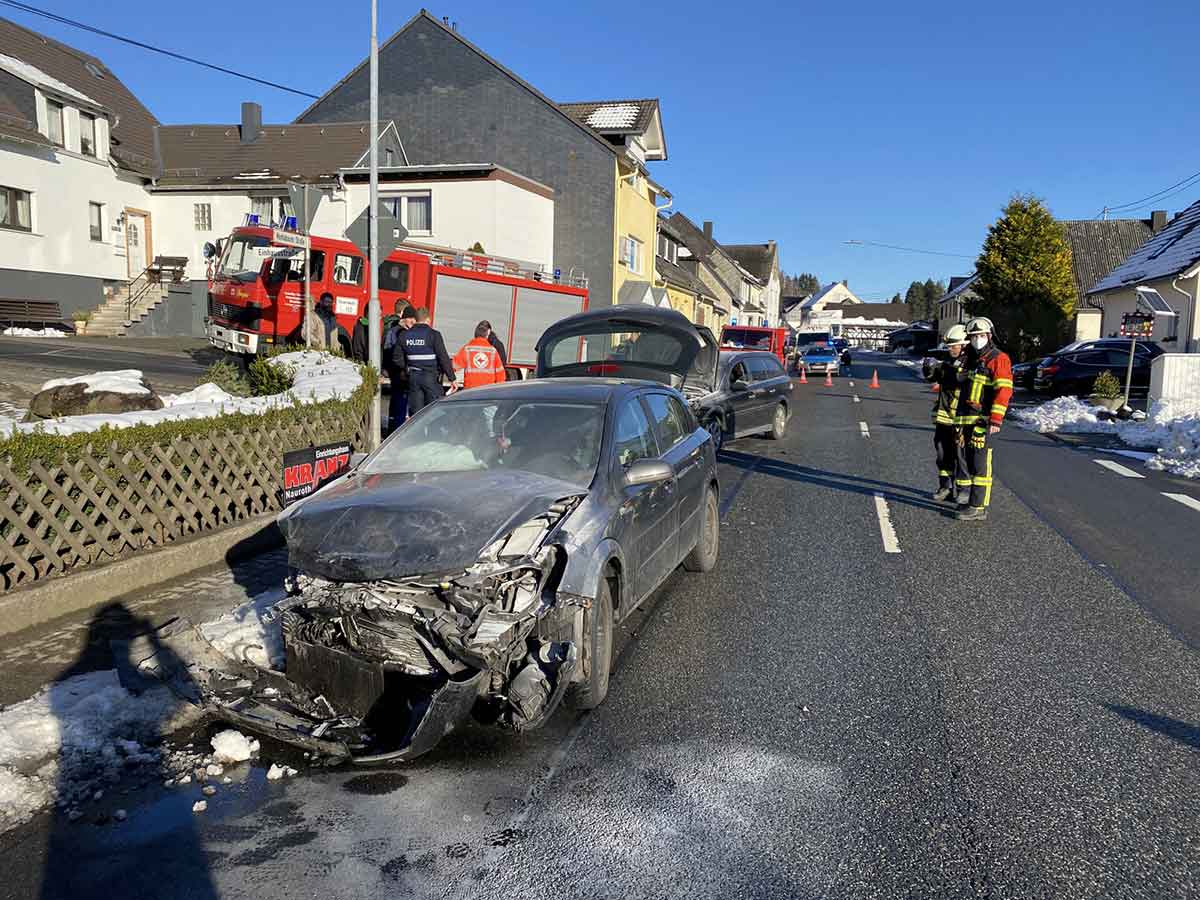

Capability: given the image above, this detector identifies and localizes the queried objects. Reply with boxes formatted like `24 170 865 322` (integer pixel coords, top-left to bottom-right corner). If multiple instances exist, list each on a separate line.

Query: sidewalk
0 549 287 709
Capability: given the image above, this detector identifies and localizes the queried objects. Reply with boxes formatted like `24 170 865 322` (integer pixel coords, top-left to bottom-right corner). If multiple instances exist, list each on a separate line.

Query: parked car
125 306 721 764
694 351 793 451
800 345 840 375
1033 339 1164 396
1012 358 1045 391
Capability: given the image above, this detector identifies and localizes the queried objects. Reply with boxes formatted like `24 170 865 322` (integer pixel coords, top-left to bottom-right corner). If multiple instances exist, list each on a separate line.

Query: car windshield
217 235 273 281
721 328 772 349
362 399 605 487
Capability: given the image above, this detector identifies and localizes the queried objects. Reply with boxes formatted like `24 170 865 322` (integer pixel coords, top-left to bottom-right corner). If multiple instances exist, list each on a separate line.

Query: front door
124 209 151 278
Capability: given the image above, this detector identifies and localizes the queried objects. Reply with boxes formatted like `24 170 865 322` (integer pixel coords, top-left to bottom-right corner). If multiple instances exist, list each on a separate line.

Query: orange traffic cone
870 369 880 389
824 371 833 387
798 367 807 384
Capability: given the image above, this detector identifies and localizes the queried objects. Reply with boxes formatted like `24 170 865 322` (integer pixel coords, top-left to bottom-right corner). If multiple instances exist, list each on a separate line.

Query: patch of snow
6 352 361 437
41 370 151 396
199 588 287 671
209 730 260 765
1012 396 1113 434
192 800 207 813
2 327 67 337
266 763 286 781
0 53 100 106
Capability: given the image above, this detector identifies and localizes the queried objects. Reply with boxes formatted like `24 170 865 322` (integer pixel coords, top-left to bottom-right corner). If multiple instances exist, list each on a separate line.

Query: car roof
437 377 662 404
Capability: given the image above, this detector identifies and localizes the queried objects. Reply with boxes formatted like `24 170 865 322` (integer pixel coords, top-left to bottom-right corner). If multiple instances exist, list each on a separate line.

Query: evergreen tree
973 195 1076 359
782 272 821 296
891 292 902 304
904 281 928 320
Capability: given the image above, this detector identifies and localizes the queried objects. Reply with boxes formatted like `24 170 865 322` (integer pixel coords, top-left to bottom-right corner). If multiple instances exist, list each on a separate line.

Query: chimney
240 102 262 145
703 221 713 240
1151 210 1169 233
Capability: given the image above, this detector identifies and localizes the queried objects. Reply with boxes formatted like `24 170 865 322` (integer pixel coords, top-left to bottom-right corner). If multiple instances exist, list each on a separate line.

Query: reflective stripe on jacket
955 344 1014 428
452 337 507 388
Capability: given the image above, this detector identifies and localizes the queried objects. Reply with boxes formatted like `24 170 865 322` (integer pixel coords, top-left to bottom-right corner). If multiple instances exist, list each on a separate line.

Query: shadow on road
1105 704 1200 751
719 449 950 515
38 603 218 900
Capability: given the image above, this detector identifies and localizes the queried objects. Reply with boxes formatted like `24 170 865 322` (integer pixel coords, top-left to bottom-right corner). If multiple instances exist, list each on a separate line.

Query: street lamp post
366 0 381 448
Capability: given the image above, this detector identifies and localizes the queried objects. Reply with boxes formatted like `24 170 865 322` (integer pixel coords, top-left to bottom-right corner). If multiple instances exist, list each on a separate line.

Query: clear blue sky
7 0 1199 299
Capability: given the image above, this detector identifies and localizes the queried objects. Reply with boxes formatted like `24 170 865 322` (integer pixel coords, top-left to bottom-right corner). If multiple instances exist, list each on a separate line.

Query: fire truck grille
208 298 260 328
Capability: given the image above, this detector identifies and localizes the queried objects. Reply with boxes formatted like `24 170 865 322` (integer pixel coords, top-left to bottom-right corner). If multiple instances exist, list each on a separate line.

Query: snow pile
1012 396 1113 434
2 327 67 337
2 351 362 437
1120 399 1200 479
210 730 260 765
42 369 151 396
0 670 199 832
198 587 287 670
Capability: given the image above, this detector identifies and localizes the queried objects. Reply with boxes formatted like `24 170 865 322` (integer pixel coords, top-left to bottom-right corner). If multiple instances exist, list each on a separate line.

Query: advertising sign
281 441 353 506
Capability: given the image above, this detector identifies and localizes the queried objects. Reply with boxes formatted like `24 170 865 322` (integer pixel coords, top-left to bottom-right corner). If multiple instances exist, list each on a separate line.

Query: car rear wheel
569 577 613 711
768 403 787 440
683 487 720 573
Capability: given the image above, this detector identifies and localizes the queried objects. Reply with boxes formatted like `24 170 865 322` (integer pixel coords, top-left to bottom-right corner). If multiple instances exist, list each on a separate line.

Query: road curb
0 514 283 638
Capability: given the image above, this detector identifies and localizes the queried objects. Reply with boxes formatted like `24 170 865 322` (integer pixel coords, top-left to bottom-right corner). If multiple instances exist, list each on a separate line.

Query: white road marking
1163 492 1200 513
873 492 901 553
853 395 861 403
859 421 870 437
848 381 855 387
1094 459 1145 479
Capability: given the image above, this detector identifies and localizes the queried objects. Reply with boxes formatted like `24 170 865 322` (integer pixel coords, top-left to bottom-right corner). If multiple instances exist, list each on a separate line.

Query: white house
796 282 863 328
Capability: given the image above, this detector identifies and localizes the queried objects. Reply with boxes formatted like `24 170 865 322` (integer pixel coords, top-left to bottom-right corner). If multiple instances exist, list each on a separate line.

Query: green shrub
198 361 250 397
248 356 294 396
1091 370 1122 400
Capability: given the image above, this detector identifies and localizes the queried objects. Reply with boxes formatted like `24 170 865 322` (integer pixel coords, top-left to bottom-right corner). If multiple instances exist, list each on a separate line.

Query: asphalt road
2 353 1198 899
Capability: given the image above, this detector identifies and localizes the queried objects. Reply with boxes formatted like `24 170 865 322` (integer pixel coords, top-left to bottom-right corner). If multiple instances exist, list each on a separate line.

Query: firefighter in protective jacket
922 324 970 503
954 317 1013 521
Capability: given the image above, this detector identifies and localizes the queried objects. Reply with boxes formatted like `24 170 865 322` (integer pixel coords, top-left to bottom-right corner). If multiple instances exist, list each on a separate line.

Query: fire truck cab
206 223 589 376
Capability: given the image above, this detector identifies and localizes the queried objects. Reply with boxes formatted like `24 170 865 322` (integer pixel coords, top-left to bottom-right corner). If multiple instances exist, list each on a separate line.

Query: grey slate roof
656 254 708 296
155 122 395 186
663 212 740 298
1086 205 1200 294
723 243 777 283
558 99 659 135
0 16 159 173
940 272 980 303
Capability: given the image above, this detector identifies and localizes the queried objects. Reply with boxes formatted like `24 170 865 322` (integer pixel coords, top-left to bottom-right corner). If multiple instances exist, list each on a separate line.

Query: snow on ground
42 369 151 395
1014 396 1200 479
0 587 289 833
2 327 68 337
1 351 362 437
893 358 919 368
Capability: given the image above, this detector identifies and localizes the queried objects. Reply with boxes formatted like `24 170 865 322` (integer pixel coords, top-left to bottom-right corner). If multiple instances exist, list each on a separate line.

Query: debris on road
266 763 297 781
192 800 207 814
210 730 261 765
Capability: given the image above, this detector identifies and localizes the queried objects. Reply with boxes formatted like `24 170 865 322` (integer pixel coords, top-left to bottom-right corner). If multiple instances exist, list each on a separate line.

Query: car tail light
1039 364 1059 376
587 363 620 376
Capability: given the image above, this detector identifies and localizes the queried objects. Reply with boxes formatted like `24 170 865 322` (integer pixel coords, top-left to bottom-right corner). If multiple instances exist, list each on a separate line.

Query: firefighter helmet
944 324 968 345
965 316 994 336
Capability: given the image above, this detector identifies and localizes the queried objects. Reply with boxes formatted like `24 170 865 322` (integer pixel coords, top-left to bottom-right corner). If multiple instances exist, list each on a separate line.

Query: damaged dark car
124 306 722 763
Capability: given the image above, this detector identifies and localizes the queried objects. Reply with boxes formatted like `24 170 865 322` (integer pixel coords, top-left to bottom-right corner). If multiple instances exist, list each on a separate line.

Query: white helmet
944 324 968 345
965 316 994 336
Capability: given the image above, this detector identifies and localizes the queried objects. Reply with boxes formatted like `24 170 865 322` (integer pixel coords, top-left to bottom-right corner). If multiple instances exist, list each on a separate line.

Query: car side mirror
623 459 673 487
731 377 751 392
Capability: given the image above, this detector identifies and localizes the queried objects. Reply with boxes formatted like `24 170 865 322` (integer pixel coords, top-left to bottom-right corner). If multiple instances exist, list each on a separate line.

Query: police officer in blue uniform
393 306 455 414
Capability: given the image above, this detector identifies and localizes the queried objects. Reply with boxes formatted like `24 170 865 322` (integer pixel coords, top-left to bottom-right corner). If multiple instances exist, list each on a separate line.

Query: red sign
281 441 352 506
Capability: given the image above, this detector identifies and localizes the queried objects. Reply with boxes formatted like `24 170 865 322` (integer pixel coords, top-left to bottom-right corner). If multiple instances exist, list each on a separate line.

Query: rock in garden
25 371 164 420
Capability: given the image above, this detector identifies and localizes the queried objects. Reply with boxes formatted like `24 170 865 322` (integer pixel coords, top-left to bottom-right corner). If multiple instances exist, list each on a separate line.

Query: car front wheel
569 577 613 710
705 417 724 452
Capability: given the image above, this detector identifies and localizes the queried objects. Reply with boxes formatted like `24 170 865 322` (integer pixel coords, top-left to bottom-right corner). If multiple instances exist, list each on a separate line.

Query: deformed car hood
278 469 586 582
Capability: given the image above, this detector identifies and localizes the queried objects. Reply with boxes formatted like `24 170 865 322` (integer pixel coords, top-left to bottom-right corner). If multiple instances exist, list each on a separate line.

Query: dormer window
80 113 98 157
46 100 64 147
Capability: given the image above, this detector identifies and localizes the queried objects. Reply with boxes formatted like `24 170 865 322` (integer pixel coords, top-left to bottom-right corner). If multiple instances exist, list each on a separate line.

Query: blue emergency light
244 213 261 226
282 216 298 231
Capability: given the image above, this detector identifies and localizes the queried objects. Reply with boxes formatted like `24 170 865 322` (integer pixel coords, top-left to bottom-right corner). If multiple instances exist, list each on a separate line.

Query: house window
46 100 64 147
88 202 103 241
194 203 212 231
0 186 32 232
80 113 97 157
621 235 644 274
657 233 678 265
383 192 432 234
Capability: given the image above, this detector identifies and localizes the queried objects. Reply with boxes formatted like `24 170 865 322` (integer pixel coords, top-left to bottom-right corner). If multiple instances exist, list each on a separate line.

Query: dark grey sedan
126 307 721 763
694 351 794 451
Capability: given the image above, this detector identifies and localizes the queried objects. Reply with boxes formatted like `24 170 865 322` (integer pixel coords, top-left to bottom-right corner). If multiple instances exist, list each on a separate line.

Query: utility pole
366 0 382 448
303 183 313 348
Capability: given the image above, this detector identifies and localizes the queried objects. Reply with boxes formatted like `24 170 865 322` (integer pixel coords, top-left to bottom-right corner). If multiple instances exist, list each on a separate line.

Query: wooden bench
145 256 189 285
0 298 73 331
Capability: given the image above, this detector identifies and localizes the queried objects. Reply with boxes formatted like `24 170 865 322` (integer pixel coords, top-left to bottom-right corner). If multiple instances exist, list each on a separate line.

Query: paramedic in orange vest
452 322 507 389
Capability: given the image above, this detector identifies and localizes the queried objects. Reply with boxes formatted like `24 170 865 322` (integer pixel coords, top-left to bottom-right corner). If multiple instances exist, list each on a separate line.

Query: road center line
859 421 870 437
1094 459 1145 479
873 492 901 553
1163 492 1200 513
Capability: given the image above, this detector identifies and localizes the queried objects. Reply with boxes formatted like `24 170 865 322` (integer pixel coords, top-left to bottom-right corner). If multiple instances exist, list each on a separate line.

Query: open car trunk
535 305 719 399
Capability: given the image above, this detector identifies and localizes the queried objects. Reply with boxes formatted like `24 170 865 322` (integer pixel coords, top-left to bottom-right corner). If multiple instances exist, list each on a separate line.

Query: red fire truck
205 223 589 376
718 325 790 364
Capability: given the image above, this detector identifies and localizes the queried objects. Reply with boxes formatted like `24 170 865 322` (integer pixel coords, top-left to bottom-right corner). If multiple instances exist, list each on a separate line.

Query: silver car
124 306 721 762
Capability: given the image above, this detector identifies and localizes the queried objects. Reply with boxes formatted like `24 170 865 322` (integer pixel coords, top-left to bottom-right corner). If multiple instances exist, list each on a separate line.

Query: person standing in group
453 322 507 389
383 302 417 432
922 324 970 503
954 317 1013 522
313 295 351 355
394 307 455 415
479 320 508 368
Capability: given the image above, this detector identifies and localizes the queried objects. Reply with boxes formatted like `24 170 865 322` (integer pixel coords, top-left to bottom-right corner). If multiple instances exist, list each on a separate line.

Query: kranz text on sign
281 441 353 506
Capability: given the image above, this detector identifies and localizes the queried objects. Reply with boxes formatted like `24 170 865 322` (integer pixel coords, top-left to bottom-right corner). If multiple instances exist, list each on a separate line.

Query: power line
844 239 974 259
1095 169 1200 219
0 0 319 99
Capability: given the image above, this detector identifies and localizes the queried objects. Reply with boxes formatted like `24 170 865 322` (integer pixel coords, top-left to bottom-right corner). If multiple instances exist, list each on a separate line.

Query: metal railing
124 257 188 323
